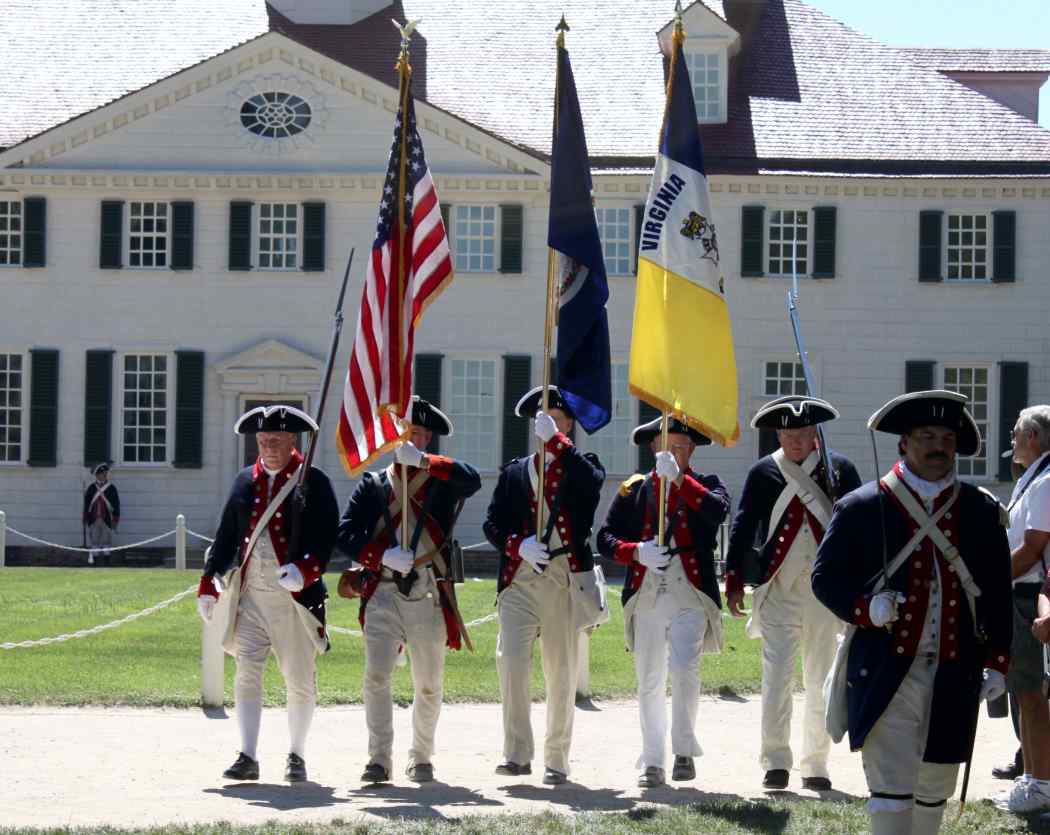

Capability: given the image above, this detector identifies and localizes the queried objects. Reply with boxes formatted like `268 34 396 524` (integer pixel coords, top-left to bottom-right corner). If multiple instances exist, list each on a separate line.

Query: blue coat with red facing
201 449 340 636
483 431 605 592
335 454 481 649
597 469 730 608
811 463 1012 761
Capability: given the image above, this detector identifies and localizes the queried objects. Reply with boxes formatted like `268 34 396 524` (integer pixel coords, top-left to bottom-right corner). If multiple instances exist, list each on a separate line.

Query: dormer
266 0 389 25
657 1 741 124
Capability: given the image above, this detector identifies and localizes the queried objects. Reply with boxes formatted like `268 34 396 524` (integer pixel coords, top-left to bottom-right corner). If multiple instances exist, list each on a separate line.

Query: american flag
337 78 453 475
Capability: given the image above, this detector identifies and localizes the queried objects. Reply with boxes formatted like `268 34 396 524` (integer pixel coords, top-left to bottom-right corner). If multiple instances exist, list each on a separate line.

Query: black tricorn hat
750 395 839 430
409 395 454 436
632 416 712 447
867 390 981 457
92 462 111 476
234 404 319 435
515 385 575 420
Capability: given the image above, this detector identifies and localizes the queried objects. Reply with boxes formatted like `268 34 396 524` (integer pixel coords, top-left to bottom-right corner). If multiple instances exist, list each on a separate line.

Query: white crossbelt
88 483 114 515
764 449 833 550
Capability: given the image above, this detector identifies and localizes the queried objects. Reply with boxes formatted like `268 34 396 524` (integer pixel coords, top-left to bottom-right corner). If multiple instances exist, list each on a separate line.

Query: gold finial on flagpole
392 18 421 73
556 14 570 48
673 0 685 45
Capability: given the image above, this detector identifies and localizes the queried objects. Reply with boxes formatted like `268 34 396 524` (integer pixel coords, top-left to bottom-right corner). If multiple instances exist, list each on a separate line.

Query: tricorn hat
867 389 981 457
751 395 839 430
515 385 575 420
234 404 319 435
92 462 111 476
632 416 712 447
408 395 454 436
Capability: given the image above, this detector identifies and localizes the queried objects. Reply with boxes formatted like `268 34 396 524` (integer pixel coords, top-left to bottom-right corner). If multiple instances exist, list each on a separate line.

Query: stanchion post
0 510 6 568
201 617 225 708
575 629 591 699
175 514 187 570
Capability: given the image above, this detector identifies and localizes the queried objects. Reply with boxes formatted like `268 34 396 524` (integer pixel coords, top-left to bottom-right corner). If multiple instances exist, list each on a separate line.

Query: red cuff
985 649 1010 676
851 595 875 628
724 569 744 596
294 554 322 587
614 541 640 566
198 575 220 599
676 475 708 511
425 454 454 481
358 541 384 572
545 432 572 459
505 534 524 560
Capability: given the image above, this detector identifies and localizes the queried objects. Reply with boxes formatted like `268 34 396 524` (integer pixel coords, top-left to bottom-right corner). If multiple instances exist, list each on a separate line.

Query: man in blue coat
483 385 605 785
812 390 1012 835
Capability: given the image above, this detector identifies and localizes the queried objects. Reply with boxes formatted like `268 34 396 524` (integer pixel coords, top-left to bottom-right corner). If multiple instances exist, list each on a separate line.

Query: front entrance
241 398 306 467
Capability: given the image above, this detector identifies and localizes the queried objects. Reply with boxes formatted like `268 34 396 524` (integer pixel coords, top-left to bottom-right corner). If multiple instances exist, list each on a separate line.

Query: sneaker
993 775 1031 805
1000 779 1050 813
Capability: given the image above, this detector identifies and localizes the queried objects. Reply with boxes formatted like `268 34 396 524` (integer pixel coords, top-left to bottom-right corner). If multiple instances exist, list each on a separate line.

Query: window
579 362 634 474
258 203 299 269
946 213 989 281
240 92 312 139
452 206 496 273
764 361 806 397
0 353 24 462
445 358 498 470
768 210 809 276
0 201 22 266
128 201 168 268
942 365 990 477
121 354 168 464
595 207 632 276
685 50 723 121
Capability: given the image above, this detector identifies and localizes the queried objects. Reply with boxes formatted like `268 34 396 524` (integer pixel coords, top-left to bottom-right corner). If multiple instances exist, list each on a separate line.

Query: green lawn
0 800 1033 835
0 568 766 707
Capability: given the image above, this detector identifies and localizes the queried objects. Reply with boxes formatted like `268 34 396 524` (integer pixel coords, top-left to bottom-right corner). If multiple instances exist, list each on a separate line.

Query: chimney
267 0 390 26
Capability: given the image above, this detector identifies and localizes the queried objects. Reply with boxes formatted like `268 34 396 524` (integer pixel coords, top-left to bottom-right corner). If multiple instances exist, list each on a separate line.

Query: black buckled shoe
284 753 307 783
802 776 832 791
222 752 259 781
406 762 434 783
672 756 696 781
763 769 789 790
361 762 390 784
543 767 568 786
495 761 531 776
992 750 1023 781
637 766 666 788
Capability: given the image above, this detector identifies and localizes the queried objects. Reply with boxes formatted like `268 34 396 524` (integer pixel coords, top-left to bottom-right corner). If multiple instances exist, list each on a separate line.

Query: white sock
288 698 315 758
237 698 262 760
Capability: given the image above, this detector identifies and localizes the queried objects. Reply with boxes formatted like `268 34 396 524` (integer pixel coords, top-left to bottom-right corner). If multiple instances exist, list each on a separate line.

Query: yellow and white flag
629 22 739 446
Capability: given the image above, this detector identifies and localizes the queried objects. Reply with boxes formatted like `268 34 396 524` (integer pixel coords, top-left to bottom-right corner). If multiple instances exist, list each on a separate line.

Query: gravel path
0 696 1018 827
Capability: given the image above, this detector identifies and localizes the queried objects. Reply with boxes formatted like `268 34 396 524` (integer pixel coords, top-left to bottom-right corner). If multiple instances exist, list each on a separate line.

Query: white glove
980 669 1007 703
382 546 415 575
395 440 425 468
277 562 305 592
869 590 905 627
518 535 551 573
655 450 680 482
197 595 217 623
534 410 558 443
636 539 671 573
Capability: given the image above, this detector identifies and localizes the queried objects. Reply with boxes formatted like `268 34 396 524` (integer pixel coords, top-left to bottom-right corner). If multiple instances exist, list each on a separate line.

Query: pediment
216 338 322 375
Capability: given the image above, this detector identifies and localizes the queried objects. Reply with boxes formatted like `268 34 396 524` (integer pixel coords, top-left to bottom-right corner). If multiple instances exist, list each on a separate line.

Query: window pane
445 359 498 470
946 213 989 283
0 353 23 461
453 205 497 273
127 202 169 269
578 362 633 474
122 354 169 464
257 203 299 270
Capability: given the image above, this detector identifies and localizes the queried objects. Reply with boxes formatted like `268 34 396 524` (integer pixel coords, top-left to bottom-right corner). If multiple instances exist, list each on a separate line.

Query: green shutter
173 350 205 468
499 204 523 274
27 349 59 467
811 206 837 278
228 201 253 271
22 197 46 268
998 361 1028 480
502 354 532 462
84 349 113 466
99 200 124 269
440 203 450 235
905 360 936 393
992 210 1016 284
918 210 943 282
637 400 661 472
302 202 326 272
633 203 645 274
740 205 764 277
170 201 194 271
414 353 443 454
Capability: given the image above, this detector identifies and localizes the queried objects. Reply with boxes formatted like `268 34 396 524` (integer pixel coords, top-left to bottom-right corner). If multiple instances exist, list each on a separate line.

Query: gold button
276 512 282 518
905 614 913 621
897 647 904 654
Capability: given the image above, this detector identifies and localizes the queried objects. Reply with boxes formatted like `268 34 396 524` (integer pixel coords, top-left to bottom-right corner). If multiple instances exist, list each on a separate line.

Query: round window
240 92 312 139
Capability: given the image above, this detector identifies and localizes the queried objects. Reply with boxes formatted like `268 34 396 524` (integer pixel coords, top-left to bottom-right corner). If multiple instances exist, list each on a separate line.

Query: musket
786 237 839 500
287 249 354 559
956 627 988 820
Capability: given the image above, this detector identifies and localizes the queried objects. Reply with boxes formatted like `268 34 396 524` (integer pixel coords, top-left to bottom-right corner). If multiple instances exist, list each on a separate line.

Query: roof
4 0 1050 175
899 48 1050 74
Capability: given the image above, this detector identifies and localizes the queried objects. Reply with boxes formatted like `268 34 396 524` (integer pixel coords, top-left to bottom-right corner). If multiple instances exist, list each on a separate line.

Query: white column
175 514 186 570
0 510 6 568
576 629 591 698
201 616 225 708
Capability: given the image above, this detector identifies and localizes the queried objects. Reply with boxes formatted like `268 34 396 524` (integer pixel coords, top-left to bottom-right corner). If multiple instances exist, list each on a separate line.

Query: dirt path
0 696 1018 827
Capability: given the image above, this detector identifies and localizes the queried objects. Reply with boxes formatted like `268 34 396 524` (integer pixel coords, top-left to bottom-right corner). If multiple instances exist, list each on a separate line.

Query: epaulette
618 473 646 497
976 485 1010 527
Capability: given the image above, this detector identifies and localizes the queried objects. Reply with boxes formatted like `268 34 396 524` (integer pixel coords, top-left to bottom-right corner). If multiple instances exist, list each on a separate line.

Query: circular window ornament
240 92 312 139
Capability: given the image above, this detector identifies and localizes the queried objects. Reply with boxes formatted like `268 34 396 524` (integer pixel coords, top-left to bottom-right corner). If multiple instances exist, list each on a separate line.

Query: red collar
252 449 304 483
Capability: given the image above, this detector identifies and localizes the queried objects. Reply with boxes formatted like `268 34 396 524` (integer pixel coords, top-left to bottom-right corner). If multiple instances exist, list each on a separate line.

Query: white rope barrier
185 529 215 544
5 526 176 553
0 584 197 650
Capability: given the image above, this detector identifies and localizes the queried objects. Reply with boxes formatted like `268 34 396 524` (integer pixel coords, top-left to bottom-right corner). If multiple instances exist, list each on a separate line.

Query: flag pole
395 31 413 549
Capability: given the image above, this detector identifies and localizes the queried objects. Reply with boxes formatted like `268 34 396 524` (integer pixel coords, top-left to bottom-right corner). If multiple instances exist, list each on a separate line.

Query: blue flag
547 43 612 434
